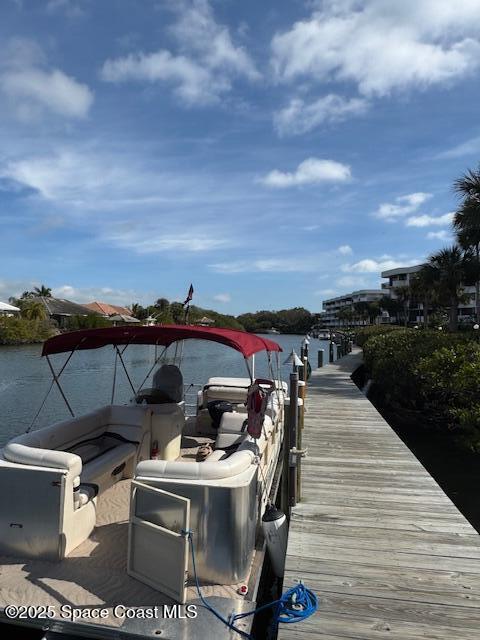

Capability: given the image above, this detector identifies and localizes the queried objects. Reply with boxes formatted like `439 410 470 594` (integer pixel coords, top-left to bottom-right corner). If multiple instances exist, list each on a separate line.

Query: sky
1 0 480 315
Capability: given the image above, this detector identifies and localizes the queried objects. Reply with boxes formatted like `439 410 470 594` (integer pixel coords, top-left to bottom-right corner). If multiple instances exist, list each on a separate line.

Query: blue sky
1 0 480 314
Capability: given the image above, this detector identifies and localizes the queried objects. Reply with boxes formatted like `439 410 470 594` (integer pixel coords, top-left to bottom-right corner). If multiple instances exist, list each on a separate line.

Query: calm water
0 334 329 446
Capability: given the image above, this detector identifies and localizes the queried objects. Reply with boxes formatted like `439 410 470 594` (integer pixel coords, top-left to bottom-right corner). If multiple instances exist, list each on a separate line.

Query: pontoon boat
0 325 286 639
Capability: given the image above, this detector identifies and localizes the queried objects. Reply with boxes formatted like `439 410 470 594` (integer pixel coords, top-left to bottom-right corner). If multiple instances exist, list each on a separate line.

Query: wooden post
288 372 299 509
318 349 324 368
302 354 308 404
299 345 305 381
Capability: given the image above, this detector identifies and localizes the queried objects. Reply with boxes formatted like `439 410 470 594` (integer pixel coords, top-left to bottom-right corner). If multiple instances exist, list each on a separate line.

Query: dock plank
279 350 480 640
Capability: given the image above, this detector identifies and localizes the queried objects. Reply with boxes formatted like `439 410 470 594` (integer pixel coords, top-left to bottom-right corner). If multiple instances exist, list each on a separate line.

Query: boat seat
203 385 248 405
0 404 153 560
81 441 137 493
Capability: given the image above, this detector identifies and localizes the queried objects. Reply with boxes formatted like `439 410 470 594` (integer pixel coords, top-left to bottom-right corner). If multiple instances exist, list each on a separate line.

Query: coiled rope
184 529 318 639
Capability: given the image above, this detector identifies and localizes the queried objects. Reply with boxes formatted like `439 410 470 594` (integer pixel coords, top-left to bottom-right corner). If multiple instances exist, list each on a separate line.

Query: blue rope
184 529 318 639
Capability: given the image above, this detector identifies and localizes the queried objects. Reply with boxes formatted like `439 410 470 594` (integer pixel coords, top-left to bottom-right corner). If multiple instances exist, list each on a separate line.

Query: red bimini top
42 325 282 359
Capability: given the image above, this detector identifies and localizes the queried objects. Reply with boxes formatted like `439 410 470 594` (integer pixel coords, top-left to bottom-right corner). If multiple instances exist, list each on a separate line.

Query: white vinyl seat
0 404 153 560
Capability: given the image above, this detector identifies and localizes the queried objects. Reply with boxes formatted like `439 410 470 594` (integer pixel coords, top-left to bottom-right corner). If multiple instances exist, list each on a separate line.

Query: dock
280 350 480 639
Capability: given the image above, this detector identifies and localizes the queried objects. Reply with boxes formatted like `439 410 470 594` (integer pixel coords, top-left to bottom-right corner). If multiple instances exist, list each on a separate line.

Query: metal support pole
318 349 324 367
329 341 334 363
288 372 299 509
46 356 75 417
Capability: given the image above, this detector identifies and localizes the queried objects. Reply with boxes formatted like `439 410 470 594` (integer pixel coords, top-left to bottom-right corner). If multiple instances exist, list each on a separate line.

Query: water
0 335 329 446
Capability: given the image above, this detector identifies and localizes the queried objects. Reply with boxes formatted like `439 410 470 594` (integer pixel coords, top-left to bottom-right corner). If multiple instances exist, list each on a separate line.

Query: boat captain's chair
135 364 184 406
152 364 183 403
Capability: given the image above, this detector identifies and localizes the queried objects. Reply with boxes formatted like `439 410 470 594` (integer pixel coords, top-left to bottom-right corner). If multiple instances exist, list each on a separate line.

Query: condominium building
381 265 476 324
320 290 384 327
319 264 477 328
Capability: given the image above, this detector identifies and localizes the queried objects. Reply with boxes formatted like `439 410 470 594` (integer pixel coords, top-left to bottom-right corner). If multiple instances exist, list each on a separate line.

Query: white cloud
436 135 480 159
427 230 451 240
2 68 93 119
1 151 122 201
46 0 87 18
342 256 419 273
210 257 319 274
106 229 232 254
260 157 351 188
274 94 368 136
0 148 246 256
336 275 368 289
315 288 337 297
101 51 218 105
0 39 93 120
271 1 480 97
406 212 454 227
374 192 432 221
100 0 259 106
213 293 231 303
337 244 353 255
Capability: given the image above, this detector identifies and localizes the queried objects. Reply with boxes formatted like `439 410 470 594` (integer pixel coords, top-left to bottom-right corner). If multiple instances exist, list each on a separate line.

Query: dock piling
317 348 324 368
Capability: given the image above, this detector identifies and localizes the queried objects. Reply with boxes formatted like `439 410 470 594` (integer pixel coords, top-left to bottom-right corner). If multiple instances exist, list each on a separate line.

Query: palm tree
392 285 410 327
337 306 354 327
453 199 480 323
32 285 52 297
353 301 369 326
379 295 402 324
154 298 170 312
428 245 467 331
409 265 438 327
22 300 47 321
454 167 480 321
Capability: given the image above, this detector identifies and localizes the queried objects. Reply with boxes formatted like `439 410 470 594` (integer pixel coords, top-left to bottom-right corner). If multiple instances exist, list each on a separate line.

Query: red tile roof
84 301 132 316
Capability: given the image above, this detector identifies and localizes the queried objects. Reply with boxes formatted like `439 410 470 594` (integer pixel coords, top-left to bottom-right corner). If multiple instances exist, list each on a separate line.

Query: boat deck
279 350 480 640
0 476 261 637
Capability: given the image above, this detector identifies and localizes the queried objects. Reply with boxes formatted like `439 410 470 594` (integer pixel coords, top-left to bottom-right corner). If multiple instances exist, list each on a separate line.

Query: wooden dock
279 350 480 640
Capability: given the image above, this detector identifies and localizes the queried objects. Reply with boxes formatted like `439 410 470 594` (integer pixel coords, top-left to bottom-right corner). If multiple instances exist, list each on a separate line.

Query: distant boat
265 327 280 334
314 329 331 340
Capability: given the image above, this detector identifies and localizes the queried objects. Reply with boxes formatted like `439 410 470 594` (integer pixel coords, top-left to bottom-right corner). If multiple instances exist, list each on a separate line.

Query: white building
0 301 21 316
320 290 384 327
381 265 476 324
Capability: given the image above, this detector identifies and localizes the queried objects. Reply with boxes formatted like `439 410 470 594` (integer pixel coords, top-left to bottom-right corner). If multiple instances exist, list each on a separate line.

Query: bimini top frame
29 325 282 432
42 325 282 358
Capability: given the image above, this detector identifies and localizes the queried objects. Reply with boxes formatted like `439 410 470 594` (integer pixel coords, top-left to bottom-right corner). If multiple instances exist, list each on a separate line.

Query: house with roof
0 301 21 316
36 297 97 328
84 301 132 317
84 301 140 325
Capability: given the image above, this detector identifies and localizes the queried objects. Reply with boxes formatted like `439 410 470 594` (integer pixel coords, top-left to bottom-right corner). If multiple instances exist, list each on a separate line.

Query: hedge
0 317 54 345
354 324 403 347
361 328 480 452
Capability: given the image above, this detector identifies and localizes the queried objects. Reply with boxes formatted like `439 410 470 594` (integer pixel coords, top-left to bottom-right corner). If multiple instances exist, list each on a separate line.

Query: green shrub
362 328 480 451
65 315 111 330
354 325 403 347
415 344 480 450
0 316 54 345
363 329 470 407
